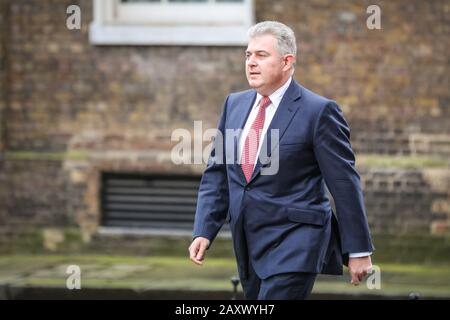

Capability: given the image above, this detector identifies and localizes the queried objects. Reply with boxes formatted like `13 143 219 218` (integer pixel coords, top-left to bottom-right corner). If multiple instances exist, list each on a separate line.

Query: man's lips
249 72 261 76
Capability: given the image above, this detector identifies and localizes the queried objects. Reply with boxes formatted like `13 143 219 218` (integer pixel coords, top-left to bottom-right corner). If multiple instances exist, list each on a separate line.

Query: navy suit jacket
193 79 374 280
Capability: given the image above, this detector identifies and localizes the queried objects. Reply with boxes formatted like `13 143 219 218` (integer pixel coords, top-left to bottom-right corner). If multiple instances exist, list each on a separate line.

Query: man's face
245 34 291 96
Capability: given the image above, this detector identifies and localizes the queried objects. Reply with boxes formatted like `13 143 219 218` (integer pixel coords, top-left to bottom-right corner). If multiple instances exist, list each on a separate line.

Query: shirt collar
254 77 292 110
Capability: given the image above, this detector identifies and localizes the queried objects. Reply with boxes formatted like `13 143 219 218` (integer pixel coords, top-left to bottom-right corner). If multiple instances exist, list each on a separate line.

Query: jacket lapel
228 91 256 182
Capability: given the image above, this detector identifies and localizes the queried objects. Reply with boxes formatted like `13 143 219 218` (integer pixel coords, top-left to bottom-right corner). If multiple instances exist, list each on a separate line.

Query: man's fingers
357 272 364 282
191 258 203 265
350 273 360 285
350 268 370 285
190 252 203 265
195 242 208 261
188 238 210 266
189 243 202 265
348 256 372 286
358 268 370 281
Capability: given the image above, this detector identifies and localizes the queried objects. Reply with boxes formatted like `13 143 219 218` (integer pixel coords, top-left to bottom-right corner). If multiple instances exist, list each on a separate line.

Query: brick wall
0 0 449 243
0 0 7 151
0 159 69 227
3 0 450 152
361 168 450 234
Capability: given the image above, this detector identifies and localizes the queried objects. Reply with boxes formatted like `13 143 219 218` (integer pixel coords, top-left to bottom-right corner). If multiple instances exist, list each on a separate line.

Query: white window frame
89 0 254 45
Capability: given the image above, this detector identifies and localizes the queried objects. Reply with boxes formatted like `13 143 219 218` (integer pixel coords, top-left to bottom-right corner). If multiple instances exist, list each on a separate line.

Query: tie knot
259 96 271 109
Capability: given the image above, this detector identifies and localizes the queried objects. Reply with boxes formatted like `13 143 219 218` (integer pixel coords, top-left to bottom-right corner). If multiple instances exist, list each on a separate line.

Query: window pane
168 0 208 2
121 0 245 3
121 0 161 3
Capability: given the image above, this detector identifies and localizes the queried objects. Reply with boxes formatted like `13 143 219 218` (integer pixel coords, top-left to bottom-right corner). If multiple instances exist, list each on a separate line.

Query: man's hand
188 237 211 265
348 256 372 285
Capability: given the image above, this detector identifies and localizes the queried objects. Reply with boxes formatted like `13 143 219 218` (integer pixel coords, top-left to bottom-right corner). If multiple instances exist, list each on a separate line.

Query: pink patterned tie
241 96 271 182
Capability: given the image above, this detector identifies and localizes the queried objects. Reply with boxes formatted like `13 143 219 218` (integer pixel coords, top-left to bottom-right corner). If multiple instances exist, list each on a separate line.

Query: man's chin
247 80 262 89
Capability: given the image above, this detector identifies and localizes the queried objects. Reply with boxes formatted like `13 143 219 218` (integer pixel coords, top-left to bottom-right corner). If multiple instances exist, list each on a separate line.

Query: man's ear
283 54 296 71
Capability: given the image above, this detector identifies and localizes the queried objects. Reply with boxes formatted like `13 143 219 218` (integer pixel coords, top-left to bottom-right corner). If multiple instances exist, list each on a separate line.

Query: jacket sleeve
192 96 230 245
313 101 375 255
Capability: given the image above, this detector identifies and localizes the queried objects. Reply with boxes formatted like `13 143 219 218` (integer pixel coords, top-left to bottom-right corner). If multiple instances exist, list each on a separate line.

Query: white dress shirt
238 77 371 259
238 77 292 166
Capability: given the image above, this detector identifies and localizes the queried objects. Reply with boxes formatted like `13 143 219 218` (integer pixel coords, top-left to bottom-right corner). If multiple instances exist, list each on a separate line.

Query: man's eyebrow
245 50 270 55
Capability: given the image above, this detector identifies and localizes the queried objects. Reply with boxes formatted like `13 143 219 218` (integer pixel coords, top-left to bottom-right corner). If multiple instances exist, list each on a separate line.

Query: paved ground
0 254 449 299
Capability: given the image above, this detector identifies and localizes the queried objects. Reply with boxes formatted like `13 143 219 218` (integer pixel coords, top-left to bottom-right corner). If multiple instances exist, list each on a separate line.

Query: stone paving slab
0 255 449 299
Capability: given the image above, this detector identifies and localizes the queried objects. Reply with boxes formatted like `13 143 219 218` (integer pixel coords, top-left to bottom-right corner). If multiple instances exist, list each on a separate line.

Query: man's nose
247 55 257 67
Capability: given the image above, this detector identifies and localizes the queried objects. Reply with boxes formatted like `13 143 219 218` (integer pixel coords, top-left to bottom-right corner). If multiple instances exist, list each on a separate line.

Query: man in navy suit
189 21 374 300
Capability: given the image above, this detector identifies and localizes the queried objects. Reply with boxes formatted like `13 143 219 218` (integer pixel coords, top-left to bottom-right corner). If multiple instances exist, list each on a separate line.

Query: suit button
245 186 251 191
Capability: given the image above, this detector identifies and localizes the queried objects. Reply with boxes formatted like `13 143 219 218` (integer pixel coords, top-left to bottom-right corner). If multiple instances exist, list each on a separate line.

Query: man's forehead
246 36 277 52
